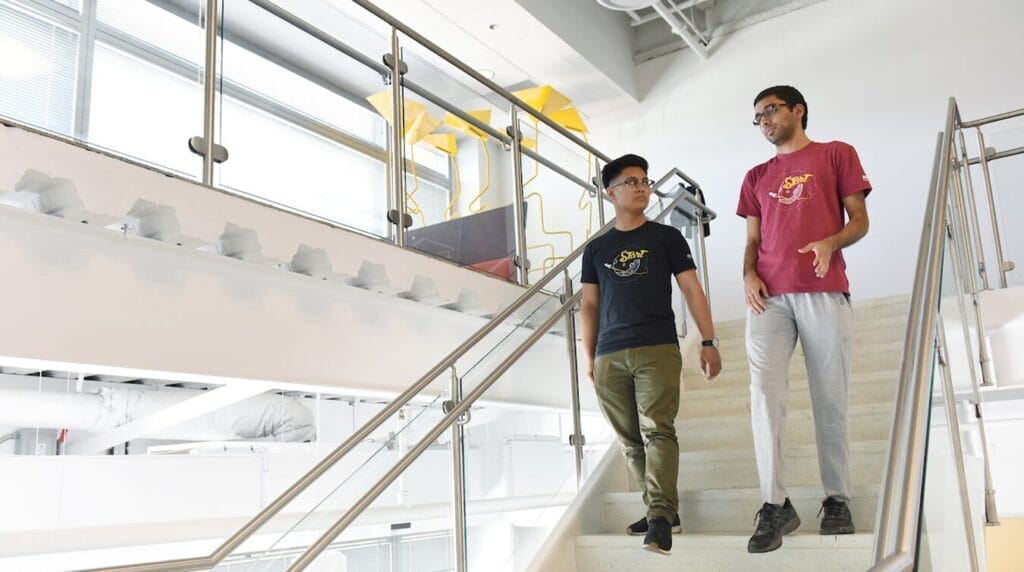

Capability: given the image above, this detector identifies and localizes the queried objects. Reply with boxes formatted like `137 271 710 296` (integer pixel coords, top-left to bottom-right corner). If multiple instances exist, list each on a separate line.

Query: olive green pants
594 343 681 522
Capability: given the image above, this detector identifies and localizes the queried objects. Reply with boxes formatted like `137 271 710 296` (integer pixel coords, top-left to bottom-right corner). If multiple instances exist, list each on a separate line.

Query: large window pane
0 0 78 135
96 0 204 65
88 42 203 177
218 96 387 236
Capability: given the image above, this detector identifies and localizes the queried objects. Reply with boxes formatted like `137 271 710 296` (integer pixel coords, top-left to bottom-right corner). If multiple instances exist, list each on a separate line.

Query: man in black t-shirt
581 154 721 555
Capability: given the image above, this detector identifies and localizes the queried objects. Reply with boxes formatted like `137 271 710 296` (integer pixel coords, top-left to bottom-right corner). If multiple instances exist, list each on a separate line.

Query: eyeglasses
752 102 790 126
609 177 654 191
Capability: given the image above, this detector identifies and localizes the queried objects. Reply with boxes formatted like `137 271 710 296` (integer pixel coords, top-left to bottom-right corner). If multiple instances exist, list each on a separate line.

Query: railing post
387 28 409 246
935 318 981 572
944 215 1001 526
201 0 220 185
446 367 469 572
954 128 990 290
594 157 607 227
562 270 585 488
948 153 996 387
976 128 1014 288
694 196 711 308
508 105 530 285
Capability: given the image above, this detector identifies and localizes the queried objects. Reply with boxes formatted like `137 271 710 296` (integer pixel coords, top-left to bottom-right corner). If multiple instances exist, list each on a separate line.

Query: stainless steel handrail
87 183 714 572
872 96 1014 569
872 100 954 567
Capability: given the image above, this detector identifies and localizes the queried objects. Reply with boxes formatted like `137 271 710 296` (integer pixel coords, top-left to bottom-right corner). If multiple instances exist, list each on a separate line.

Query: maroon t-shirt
736 141 871 295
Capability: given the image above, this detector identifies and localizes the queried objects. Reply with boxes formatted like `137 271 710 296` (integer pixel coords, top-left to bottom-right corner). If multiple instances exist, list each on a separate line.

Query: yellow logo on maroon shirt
769 173 814 205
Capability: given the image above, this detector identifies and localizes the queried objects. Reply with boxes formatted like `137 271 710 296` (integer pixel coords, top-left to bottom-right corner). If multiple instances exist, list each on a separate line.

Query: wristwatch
701 338 719 348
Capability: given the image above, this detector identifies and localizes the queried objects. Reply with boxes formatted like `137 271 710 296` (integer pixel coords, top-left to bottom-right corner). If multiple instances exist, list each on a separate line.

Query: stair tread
603 484 879 503
576 531 873 546
680 439 887 461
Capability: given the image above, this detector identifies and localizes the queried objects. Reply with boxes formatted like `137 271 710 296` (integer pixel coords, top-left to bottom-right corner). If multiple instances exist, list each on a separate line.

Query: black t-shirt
581 221 697 357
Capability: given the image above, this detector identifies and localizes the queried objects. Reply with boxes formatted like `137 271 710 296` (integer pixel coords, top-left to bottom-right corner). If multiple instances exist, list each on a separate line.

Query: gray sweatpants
746 292 854 505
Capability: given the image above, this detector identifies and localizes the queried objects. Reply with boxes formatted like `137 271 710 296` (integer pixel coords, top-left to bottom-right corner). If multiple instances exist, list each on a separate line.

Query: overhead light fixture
477 68 496 80
595 0 656 10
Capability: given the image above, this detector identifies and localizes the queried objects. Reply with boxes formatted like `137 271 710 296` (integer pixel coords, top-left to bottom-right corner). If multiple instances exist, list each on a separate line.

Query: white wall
589 0 1024 320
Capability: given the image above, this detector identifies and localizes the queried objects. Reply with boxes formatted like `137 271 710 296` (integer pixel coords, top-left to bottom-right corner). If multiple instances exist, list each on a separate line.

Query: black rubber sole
748 514 801 553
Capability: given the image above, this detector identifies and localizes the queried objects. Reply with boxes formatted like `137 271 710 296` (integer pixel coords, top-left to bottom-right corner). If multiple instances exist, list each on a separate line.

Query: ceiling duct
596 0 709 60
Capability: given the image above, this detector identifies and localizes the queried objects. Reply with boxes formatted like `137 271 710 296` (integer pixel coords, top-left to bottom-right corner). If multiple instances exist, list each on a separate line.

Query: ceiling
162 0 831 122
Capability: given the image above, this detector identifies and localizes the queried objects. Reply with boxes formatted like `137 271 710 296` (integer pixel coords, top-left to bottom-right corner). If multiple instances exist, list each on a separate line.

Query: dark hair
754 85 808 130
602 153 649 188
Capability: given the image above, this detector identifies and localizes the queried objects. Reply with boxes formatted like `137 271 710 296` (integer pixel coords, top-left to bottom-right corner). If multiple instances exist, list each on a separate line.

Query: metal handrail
872 96 1015 569
871 102 954 569
88 185 714 572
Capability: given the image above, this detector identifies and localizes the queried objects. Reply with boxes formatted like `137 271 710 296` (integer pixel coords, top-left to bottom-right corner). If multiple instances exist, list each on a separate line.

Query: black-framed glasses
752 102 790 126
609 177 654 191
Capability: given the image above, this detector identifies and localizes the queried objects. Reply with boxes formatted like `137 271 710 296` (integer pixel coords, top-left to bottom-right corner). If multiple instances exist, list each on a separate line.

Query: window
0 1 78 135
1 0 452 241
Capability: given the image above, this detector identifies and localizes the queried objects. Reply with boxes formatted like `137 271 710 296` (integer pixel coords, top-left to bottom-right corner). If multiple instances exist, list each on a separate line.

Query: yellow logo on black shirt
605 248 650 278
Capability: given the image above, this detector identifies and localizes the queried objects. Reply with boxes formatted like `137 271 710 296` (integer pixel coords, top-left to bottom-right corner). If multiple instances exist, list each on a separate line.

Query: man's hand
700 347 721 380
744 271 770 314
586 360 595 385
798 237 837 279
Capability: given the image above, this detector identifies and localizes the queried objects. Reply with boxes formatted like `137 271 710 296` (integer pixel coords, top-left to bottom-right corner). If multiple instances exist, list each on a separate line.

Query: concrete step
716 316 909 348
687 350 900 389
713 339 901 367
574 532 873 571
655 440 889 492
679 371 897 419
708 311 909 341
697 341 902 377
602 485 878 535
676 403 893 452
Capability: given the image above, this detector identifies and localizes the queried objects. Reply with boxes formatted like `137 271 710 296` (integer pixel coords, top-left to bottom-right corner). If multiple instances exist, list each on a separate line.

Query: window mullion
72 0 96 138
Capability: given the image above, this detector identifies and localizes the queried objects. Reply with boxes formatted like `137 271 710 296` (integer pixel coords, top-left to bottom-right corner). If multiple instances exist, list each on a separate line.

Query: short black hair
754 85 808 130
602 153 648 189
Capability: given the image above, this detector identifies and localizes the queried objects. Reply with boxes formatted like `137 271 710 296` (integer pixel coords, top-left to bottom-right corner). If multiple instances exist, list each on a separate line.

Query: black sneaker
747 498 801 554
642 516 673 555
819 497 855 535
626 513 683 536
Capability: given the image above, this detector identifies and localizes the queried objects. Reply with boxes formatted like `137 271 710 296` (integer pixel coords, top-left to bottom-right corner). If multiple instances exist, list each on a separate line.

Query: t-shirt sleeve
736 169 761 218
667 227 697 275
581 243 598 284
835 142 872 198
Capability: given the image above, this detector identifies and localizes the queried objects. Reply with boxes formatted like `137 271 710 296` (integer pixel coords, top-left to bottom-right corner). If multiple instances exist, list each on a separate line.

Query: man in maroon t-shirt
736 86 871 554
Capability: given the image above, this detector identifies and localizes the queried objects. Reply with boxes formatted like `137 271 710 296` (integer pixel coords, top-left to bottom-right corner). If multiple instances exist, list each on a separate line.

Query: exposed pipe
0 378 315 446
649 1 709 60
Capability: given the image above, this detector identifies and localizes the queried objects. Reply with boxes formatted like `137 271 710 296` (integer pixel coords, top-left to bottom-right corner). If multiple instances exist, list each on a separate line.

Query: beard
765 121 795 145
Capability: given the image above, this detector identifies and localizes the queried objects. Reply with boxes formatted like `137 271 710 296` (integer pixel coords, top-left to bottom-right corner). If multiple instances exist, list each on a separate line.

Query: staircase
569 295 909 571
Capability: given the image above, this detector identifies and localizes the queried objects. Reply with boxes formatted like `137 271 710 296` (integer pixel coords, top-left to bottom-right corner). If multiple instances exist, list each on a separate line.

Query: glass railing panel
396 31 518 281
984 124 1024 288
214 387 451 565
216 2 391 238
88 0 205 178
235 396 455 572
459 329 614 572
916 237 978 571
518 119 596 284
